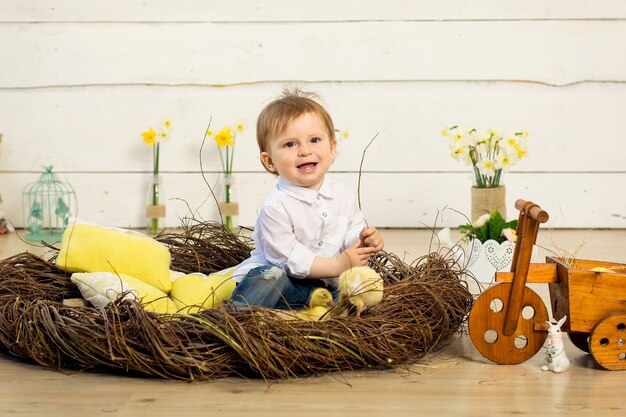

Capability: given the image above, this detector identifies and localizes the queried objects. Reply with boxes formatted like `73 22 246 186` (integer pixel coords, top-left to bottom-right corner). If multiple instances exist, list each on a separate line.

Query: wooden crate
547 257 626 333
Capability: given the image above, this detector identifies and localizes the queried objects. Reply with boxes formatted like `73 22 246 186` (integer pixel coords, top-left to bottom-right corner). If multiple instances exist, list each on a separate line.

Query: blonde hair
256 88 336 173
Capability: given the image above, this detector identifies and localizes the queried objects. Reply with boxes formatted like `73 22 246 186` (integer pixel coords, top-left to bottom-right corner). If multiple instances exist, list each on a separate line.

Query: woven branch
0 221 473 381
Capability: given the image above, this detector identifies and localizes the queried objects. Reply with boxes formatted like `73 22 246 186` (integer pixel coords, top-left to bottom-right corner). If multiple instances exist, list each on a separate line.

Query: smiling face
260 112 336 190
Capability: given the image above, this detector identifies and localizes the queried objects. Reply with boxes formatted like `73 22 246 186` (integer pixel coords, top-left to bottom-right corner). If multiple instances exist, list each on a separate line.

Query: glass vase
218 174 239 231
146 174 166 235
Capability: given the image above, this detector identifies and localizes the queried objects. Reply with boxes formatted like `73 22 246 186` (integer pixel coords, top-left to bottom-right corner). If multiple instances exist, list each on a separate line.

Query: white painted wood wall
1 1 625 230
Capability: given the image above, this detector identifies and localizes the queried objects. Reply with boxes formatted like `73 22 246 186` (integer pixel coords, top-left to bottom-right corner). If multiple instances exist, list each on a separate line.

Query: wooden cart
468 199 626 370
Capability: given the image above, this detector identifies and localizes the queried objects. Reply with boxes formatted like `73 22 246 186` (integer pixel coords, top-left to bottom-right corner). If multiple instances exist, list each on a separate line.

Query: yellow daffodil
207 120 246 231
142 128 157 147
215 126 234 148
141 118 174 175
334 128 350 140
142 118 175 235
234 122 246 134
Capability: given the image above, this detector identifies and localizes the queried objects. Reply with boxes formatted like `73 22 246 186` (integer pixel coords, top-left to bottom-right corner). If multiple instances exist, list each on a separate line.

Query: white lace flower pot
466 239 515 283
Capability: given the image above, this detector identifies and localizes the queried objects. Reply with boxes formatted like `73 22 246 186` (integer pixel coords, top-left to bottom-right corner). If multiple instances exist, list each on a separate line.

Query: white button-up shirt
233 177 367 288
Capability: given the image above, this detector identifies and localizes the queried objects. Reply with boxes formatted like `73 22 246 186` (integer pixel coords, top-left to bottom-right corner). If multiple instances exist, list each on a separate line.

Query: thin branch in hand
199 117 224 225
357 132 379 216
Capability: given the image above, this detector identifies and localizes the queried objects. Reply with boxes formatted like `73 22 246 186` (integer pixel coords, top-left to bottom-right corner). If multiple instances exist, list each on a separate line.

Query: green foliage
459 209 518 244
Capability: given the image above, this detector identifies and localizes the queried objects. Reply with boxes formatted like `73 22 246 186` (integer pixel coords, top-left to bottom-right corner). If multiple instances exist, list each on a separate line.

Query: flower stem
473 166 484 188
229 136 236 174
154 142 160 176
225 146 231 176
225 216 233 230
493 169 502 187
224 180 233 230
149 143 160 234
218 146 226 175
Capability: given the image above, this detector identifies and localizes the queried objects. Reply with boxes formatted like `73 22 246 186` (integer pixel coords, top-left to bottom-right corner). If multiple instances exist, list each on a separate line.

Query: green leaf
489 210 506 242
476 224 488 242
505 219 518 230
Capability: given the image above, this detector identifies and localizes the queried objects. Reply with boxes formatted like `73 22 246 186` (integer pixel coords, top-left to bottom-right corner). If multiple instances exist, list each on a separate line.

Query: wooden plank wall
1 1 625 229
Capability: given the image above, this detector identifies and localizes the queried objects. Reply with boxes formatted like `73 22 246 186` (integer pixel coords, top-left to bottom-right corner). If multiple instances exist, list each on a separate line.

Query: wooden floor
0 228 625 416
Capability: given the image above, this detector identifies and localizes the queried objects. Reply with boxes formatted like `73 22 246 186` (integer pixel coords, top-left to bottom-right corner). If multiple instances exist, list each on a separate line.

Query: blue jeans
229 265 336 310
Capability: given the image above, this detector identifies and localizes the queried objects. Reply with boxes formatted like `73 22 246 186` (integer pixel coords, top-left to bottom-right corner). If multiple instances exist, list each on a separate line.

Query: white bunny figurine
541 315 571 373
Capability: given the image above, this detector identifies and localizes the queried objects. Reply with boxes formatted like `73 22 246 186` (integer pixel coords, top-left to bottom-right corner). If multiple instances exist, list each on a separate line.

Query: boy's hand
360 226 384 252
341 239 378 270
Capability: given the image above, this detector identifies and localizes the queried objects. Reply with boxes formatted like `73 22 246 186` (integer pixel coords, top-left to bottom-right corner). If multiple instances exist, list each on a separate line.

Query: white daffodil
441 125 529 187
447 130 466 148
477 159 496 177
467 128 480 143
157 118 174 144
474 141 488 156
450 145 468 161
494 153 514 171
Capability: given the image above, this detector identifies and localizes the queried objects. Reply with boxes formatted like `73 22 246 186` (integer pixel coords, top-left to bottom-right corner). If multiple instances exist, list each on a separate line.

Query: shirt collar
277 178 333 203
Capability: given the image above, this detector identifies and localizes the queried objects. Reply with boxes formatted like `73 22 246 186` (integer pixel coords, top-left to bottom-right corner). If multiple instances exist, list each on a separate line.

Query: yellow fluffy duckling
338 266 384 318
295 287 335 321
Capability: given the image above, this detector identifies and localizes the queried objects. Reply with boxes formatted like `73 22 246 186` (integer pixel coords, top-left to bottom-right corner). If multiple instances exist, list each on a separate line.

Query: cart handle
515 199 549 223
504 200 549 336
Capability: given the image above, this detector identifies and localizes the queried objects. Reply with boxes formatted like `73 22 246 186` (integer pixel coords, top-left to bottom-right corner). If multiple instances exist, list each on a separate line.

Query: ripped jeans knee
228 265 290 309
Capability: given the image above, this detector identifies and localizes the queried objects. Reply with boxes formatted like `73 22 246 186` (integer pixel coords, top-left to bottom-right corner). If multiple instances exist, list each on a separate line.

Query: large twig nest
0 221 472 381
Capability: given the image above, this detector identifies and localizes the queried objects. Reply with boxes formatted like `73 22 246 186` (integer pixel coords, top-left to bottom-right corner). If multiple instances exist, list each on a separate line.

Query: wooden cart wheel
568 332 591 353
469 283 549 364
589 313 626 371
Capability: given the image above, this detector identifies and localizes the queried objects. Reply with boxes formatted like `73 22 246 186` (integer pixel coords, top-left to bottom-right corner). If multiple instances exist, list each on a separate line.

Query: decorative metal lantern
22 165 77 242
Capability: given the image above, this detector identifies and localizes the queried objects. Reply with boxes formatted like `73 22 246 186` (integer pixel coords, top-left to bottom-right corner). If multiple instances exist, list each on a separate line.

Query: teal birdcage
22 165 76 242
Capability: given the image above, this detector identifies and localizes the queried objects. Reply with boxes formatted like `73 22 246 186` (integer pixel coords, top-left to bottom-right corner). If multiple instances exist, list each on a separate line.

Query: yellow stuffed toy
170 267 237 314
58 221 239 315
57 223 172 293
